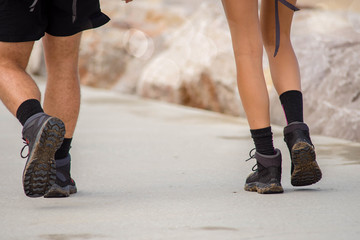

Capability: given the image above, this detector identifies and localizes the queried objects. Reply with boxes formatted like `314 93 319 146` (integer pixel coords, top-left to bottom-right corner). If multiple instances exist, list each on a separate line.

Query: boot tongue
255 149 282 168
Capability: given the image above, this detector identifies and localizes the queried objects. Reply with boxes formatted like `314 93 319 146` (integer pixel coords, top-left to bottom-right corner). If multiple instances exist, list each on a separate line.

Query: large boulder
269 10 360 141
136 2 242 115
79 0 186 91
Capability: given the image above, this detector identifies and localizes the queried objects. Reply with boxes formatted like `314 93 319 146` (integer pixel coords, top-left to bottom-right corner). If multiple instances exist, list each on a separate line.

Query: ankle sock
55 138 72 160
16 99 44 126
250 127 275 156
279 90 304 124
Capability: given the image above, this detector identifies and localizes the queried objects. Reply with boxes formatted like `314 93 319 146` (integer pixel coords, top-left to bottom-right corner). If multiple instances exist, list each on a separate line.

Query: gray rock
270 10 360 141
79 0 186 90
137 2 243 115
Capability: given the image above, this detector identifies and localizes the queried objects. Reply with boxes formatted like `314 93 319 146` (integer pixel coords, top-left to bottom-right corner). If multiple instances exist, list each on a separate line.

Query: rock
79 0 186 91
137 2 243 115
269 10 360 142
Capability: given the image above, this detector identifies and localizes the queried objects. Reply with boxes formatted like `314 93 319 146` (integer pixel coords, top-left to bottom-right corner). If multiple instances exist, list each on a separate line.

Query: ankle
250 127 275 155
55 138 72 160
16 99 44 126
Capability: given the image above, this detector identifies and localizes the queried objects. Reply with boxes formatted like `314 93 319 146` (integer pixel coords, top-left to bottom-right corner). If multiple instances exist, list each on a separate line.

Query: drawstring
274 0 299 57
72 0 78 23
29 0 39 12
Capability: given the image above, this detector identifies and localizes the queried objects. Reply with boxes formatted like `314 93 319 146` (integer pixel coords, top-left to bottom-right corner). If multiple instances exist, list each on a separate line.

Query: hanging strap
274 0 299 57
29 0 39 12
72 0 78 23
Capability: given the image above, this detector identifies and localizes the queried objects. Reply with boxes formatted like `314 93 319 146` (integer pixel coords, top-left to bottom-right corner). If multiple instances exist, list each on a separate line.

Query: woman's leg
222 0 283 194
261 0 301 95
222 0 270 130
261 0 322 187
261 0 304 124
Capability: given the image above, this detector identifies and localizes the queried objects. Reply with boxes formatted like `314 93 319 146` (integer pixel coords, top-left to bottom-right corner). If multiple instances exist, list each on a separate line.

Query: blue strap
274 0 299 57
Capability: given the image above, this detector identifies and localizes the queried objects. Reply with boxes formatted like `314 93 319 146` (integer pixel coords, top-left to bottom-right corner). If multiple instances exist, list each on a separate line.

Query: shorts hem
0 33 44 43
46 12 110 37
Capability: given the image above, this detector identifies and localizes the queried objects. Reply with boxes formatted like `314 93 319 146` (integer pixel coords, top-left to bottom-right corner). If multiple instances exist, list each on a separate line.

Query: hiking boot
21 113 65 197
284 122 322 186
44 154 77 198
244 149 284 194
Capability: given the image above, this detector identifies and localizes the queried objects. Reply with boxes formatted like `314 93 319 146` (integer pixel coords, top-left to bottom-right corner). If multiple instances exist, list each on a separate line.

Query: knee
0 58 27 73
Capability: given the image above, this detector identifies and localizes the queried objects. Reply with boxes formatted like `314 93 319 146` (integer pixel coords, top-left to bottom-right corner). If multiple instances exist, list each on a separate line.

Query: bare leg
0 42 40 116
222 0 270 130
261 0 301 94
262 1 322 187
42 33 82 138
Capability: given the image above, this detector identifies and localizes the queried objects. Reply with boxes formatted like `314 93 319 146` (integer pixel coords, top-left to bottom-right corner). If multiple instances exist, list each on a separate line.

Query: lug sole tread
291 142 322 187
23 118 65 198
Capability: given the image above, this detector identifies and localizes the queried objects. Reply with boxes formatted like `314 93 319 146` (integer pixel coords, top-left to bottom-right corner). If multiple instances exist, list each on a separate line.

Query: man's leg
0 42 40 115
0 41 65 197
42 33 81 139
40 0 110 197
42 33 82 197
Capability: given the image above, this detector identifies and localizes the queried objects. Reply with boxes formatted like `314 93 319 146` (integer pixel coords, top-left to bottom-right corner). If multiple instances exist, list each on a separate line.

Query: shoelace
274 0 300 57
21 138 29 159
245 148 258 172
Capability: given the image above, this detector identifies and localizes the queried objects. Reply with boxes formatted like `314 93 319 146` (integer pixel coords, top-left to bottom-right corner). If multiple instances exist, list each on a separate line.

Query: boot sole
22 118 65 198
245 182 284 194
44 183 77 198
291 142 322 187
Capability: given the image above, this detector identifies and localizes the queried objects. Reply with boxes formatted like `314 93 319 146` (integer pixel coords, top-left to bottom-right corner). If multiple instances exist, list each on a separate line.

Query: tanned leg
261 0 301 94
222 0 270 130
42 33 82 138
0 42 40 116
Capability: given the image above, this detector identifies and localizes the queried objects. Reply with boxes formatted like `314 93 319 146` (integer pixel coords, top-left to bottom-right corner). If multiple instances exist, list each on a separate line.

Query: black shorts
0 0 110 42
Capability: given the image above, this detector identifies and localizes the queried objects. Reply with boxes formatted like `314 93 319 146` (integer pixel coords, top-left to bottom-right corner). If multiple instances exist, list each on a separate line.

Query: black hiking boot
21 113 65 197
44 154 77 198
244 149 284 194
284 122 322 187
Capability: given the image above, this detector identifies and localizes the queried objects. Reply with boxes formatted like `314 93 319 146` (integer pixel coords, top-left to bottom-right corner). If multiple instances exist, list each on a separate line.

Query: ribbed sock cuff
279 90 304 124
250 127 275 155
16 99 44 126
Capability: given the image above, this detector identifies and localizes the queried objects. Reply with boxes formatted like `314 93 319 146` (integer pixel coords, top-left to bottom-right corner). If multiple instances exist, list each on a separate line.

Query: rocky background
27 0 360 142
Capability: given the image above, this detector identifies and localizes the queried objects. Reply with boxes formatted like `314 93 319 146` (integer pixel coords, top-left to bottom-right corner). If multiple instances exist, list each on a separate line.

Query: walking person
221 0 322 194
0 0 113 198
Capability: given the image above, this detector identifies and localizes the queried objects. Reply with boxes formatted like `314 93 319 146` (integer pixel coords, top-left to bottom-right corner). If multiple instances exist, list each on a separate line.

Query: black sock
280 90 304 124
55 138 72 160
250 127 275 155
16 99 44 126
